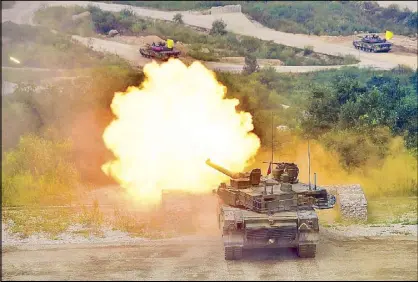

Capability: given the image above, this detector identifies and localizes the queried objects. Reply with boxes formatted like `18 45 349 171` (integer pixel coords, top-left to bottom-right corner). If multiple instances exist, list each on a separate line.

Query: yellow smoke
252 134 417 198
102 59 260 207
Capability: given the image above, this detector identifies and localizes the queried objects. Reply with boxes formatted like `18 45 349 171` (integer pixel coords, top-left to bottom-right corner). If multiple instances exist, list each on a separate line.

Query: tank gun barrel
206 159 239 178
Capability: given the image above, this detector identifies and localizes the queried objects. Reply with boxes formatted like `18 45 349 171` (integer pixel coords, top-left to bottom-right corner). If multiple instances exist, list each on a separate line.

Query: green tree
242 54 260 75
210 19 227 36
173 13 184 24
241 37 261 53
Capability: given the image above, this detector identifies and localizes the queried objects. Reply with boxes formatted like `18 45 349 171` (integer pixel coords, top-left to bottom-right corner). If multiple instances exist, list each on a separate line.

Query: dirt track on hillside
3 1 417 72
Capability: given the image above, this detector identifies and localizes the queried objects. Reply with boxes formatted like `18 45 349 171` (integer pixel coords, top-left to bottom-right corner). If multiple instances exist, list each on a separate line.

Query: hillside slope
105 1 418 36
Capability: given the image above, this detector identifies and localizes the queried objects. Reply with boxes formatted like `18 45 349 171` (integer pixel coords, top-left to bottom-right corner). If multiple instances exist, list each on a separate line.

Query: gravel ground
2 231 417 281
3 219 417 247
324 224 417 239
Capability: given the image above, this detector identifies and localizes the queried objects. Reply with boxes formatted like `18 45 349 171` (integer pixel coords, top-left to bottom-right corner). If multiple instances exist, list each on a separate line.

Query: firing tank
353 33 392 53
139 39 181 61
206 159 336 260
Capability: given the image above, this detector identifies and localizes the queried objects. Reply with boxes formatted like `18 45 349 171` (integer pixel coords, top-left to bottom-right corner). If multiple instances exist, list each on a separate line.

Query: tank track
297 244 316 258
224 246 243 260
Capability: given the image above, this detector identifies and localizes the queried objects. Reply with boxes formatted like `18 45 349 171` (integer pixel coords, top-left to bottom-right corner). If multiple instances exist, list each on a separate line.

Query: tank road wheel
297 244 316 258
233 247 243 260
224 246 234 260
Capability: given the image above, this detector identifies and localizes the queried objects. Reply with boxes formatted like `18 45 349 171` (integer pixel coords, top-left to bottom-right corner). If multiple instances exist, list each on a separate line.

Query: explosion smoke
102 59 260 207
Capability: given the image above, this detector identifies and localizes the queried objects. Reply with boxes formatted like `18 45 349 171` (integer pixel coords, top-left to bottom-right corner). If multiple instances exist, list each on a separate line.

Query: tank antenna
308 139 311 190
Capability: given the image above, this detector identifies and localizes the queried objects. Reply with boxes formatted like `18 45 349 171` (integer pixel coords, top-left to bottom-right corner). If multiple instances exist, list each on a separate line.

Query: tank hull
139 47 181 61
353 40 392 53
219 205 319 259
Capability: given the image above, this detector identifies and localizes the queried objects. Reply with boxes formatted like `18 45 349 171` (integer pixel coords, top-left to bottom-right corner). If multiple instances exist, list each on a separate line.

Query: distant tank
139 39 181 61
206 159 336 260
353 34 392 53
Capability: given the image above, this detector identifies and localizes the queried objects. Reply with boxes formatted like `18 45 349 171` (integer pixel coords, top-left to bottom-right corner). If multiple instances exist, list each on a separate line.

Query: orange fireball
102 59 260 208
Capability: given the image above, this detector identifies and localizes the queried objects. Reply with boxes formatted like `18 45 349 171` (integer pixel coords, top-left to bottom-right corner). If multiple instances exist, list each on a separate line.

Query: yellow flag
385 30 393 40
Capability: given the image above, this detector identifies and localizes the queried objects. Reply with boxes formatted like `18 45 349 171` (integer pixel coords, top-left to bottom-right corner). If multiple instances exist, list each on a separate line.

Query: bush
242 54 260 75
303 45 314 56
2 134 79 206
173 13 184 24
87 5 118 34
188 49 219 61
241 1 417 36
1 84 42 153
210 19 227 36
320 127 392 169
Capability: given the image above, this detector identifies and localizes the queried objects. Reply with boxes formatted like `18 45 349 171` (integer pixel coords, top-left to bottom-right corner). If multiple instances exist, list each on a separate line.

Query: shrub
210 19 227 36
303 45 314 56
173 13 184 24
2 133 79 206
242 54 260 75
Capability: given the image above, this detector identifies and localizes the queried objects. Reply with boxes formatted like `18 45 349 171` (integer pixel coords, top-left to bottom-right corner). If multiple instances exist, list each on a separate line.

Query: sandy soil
2 1 417 71
2 234 417 280
220 57 284 66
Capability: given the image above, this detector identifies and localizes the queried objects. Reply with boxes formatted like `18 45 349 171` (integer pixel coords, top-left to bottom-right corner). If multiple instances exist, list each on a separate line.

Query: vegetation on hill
2 21 129 68
242 1 417 36
33 5 358 66
103 1 223 11
105 1 418 36
3 62 416 205
2 3 416 206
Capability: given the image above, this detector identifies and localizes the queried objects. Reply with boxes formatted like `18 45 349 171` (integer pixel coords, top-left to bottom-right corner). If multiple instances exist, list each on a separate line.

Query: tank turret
352 33 392 53
271 162 299 183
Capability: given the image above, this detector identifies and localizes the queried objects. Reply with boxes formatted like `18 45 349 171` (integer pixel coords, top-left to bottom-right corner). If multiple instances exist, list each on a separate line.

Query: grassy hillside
33 5 358 66
105 1 418 36
3 4 416 208
2 21 129 68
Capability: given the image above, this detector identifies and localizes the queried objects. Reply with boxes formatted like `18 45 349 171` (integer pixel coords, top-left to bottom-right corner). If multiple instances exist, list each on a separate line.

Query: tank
353 34 392 53
139 40 181 61
206 159 336 260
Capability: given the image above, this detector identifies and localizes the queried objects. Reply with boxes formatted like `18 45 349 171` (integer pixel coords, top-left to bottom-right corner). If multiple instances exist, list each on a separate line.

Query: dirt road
2 234 417 281
3 1 417 72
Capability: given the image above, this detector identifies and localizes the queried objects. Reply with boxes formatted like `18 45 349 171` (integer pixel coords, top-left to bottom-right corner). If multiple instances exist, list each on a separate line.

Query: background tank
206 159 336 260
139 40 181 61
353 34 392 53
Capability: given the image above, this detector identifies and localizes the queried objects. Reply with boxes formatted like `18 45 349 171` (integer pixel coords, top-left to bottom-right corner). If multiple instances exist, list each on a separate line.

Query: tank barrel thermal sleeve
205 159 237 178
